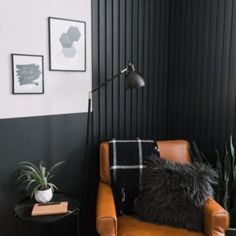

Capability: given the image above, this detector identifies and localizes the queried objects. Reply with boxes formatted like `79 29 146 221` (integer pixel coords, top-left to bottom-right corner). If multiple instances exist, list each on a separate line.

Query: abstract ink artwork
12 54 44 94
16 64 41 85
48 17 86 71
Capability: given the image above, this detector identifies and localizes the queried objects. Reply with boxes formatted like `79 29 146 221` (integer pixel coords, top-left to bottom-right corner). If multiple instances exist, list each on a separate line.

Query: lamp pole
83 62 145 233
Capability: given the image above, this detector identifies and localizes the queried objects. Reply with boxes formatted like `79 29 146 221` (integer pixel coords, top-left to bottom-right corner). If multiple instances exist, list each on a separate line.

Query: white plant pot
35 188 53 203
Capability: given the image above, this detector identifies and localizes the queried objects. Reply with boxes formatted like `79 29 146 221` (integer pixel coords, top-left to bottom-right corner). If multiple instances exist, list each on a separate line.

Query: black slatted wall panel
89 1 169 234
167 0 236 161
92 0 169 143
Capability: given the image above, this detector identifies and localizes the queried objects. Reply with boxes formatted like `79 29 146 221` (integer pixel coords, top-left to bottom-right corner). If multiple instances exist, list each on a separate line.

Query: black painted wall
92 0 170 143
167 0 236 161
0 114 87 236
92 0 236 183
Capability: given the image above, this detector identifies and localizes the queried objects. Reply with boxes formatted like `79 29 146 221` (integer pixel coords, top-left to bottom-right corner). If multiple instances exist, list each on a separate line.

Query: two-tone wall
0 0 91 235
2 0 236 235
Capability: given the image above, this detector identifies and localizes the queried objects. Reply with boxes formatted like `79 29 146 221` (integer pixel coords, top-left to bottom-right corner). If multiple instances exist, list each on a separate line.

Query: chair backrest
100 140 191 184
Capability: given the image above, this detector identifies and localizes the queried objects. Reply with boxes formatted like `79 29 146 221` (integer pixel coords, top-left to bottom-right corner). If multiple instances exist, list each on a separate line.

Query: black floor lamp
85 62 145 168
83 62 145 231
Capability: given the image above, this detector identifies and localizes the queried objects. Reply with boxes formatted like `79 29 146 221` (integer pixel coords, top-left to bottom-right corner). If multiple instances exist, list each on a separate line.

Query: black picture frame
11 54 44 95
48 17 86 72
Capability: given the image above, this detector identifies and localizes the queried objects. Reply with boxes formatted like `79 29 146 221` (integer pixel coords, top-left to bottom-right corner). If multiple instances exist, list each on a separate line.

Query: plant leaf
18 178 33 188
20 165 42 182
48 183 58 191
230 135 236 182
26 179 36 191
189 141 208 163
19 161 41 175
224 144 231 184
47 175 55 181
15 172 30 182
216 149 223 179
31 184 41 199
39 161 46 178
215 148 223 204
48 161 65 175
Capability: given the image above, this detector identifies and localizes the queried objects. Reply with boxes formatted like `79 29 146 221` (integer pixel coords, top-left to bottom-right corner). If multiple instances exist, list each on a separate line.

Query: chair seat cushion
118 216 204 236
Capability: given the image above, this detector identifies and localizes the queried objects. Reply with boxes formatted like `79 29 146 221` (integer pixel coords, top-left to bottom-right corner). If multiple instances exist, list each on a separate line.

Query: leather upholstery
100 142 111 184
97 140 230 236
96 181 117 236
157 140 191 163
204 198 230 236
118 216 204 236
100 140 191 184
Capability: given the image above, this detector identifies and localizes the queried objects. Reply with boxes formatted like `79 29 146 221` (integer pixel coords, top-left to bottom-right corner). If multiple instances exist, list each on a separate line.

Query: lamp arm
89 67 128 95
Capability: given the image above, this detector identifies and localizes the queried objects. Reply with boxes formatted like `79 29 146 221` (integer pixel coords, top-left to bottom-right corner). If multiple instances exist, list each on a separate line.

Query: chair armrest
204 198 230 236
96 181 117 236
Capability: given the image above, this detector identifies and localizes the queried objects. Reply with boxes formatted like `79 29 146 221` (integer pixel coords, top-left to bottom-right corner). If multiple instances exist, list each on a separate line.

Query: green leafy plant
16 160 65 198
215 135 236 211
189 141 209 164
190 137 236 226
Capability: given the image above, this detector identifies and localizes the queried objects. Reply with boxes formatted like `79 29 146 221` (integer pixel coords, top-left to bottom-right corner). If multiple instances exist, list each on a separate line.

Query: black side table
14 192 81 236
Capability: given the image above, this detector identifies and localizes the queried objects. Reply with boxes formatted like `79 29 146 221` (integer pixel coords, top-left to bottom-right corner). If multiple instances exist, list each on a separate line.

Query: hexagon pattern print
60 26 81 58
49 17 86 71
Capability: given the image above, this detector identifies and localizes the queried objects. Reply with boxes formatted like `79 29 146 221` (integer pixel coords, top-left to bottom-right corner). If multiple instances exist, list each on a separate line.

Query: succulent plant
16 160 65 198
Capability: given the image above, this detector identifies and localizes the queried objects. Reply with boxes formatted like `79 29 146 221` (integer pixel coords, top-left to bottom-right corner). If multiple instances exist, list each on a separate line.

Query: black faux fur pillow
134 155 217 232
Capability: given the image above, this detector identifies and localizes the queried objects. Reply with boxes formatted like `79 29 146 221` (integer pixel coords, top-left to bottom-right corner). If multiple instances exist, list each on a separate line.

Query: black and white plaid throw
109 138 160 215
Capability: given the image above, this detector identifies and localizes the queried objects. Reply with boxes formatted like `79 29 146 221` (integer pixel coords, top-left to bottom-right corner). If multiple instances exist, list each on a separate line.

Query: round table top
14 192 81 224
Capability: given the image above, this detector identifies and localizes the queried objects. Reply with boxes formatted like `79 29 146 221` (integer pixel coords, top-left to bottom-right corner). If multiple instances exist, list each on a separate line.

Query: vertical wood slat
98 0 106 141
92 0 100 145
228 0 236 139
148 0 155 138
132 0 138 138
199 0 209 150
205 0 218 154
153 0 160 138
143 0 150 138
141 0 146 137
106 0 113 139
162 0 170 138
213 0 226 149
125 0 132 138
137 0 144 137
113 0 119 138
119 0 126 139
219 0 233 144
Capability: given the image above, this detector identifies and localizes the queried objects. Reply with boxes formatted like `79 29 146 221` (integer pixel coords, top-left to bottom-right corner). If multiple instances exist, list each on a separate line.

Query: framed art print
48 17 86 71
12 54 44 94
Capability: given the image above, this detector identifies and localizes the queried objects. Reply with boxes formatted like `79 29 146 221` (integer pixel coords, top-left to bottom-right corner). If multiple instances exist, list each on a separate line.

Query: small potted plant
16 160 65 203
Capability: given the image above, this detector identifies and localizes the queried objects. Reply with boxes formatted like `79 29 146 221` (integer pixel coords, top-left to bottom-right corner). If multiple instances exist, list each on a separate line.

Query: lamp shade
125 71 145 89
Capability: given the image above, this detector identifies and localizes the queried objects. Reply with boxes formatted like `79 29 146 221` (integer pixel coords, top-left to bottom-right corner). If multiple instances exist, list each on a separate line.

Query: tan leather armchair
96 140 230 236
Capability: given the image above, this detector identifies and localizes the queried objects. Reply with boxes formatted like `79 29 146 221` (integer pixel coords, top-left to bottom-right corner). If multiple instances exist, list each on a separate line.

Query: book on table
31 202 68 216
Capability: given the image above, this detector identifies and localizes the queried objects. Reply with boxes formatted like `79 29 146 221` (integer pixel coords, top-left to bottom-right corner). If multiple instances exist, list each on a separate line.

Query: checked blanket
109 138 159 215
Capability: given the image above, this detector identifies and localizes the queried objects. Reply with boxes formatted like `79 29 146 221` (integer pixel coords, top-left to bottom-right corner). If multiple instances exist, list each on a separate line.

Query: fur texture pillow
134 155 217 232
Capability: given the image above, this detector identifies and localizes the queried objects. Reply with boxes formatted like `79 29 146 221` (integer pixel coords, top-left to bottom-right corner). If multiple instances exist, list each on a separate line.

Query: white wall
0 0 91 119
